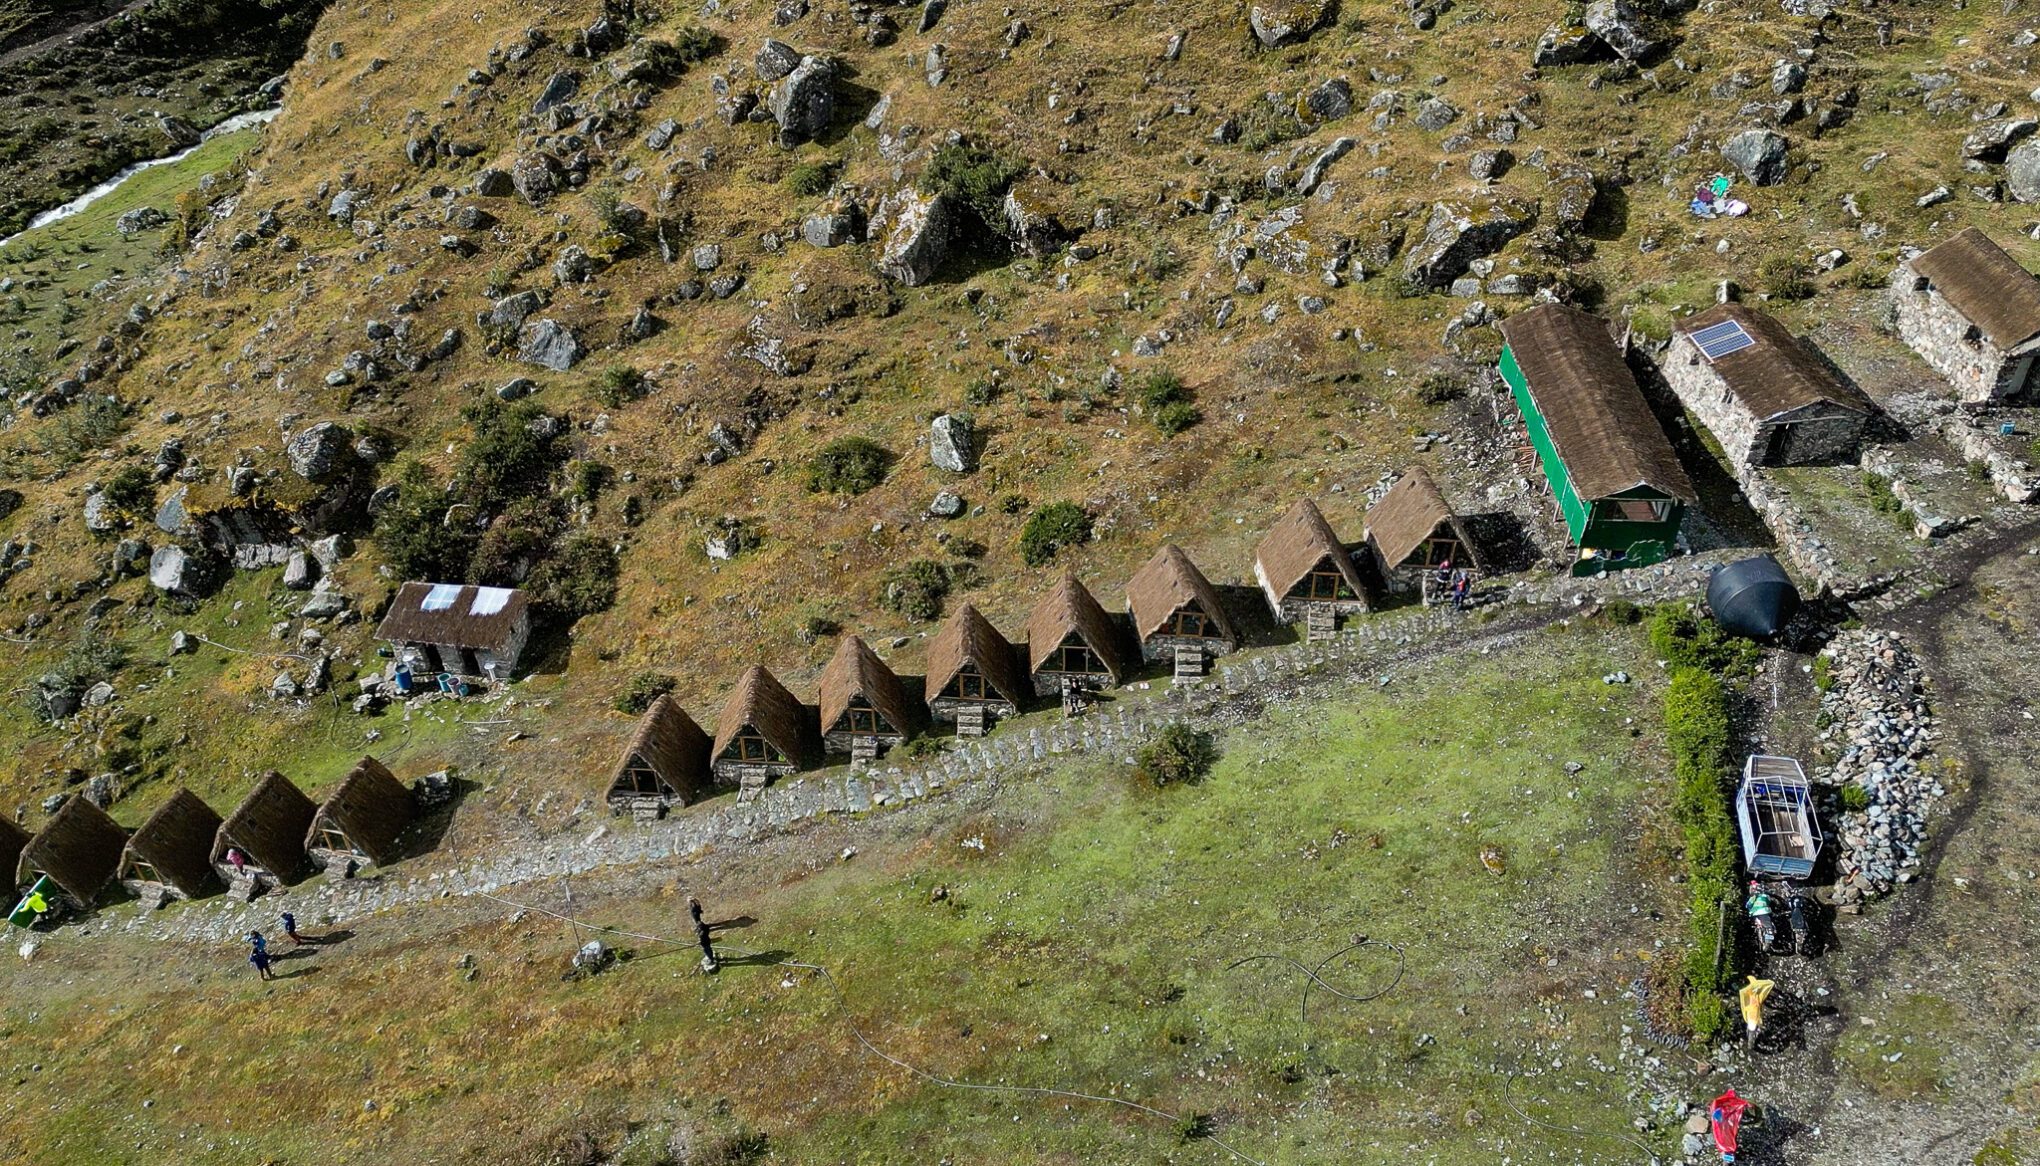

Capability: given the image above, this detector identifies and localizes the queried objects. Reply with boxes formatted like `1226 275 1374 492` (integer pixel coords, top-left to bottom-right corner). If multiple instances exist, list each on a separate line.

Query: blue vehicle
1737 755 1823 880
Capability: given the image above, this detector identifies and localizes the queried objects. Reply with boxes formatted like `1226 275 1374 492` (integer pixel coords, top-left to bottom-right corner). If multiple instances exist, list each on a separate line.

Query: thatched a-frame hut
1024 573 1129 695
1364 467 1481 597
606 694 713 811
1124 544 1240 664
924 603 1030 725
119 789 223 901
212 770 316 887
818 636 919 754
1253 499 1372 624
711 666 817 792
17 795 126 908
306 757 415 869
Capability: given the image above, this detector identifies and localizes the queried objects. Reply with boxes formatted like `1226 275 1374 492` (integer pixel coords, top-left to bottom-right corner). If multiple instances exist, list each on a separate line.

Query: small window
844 707 883 733
1912 276 1930 292
315 826 353 852
1171 609 1211 638
734 734 782 762
1963 324 1983 347
954 669 990 701
1304 567 1352 600
1049 641 1102 675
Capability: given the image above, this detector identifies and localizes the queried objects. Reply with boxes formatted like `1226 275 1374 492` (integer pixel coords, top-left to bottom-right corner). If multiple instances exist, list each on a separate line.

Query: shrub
454 399 565 513
808 437 892 495
1599 598 1645 625
1648 603 1759 675
100 464 155 521
964 377 1003 407
998 493 1029 516
1839 782 1871 813
1018 501 1092 566
571 460 611 502
597 366 647 408
1416 371 1463 405
30 631 129 721
785 158 840 197
1811 654 1833 692
921 142 1025 234
528 531 619 621
1862 471 1905 517
468 510 552 587
1663 666 1742 1040
1237 102 1307 151
1135 723 1218 788
1757 253 1814 301
947 536 986 559
374 462 477 582
879 559 954 621
667 25 722 64
1152 400 1202 436
613 671 678 715
1136 371 1201 436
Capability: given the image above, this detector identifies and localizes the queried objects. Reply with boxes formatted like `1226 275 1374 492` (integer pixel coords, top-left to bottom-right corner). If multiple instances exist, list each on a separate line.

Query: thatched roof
18 795 125 905
1025 573 1128 682
925 603 1030 706
374 581 530 651
712 666 815 764
1365 467 1479 571
1125 544 1240 644
819 636 918 737
1910 227 2040 349
1254 499 1369 600
608 694 712 802
307 757 414 866
213 770 316 878
1498 304 1697 503
0 815 27 894
1675 304 1872 421
122 789 223 896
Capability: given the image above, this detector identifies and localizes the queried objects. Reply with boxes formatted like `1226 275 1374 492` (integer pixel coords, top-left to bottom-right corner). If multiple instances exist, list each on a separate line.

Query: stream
0 106 279 248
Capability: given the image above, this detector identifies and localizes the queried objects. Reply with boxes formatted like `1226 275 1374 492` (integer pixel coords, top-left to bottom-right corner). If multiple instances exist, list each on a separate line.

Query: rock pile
1816 629 1938 901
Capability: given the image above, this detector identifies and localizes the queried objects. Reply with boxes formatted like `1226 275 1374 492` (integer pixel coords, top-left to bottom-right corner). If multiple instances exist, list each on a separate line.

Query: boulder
928 490 965 518
115 206 169 237
496 377 538 401
1413 97 1460 132
553 244 595 284
755 38 802 81
1722 128 1791 185
1001 177 1072 257
283 550 317 590
533 70 581 113
1296 137 1357 195
471 169 516 197
82 491 115 533
1549 167 1600 227
1582 0 1664 62
487 290 547 331
1248 1 1333 49
1302 77 1354 123
802 211 856 248
1401 198 1538 289
154 486 191 536
644 118 680 150
872 189 961 286
930 413 977 473
510 153 565 203
518 319 586 371
769 55 837 148
1963 118 2039 163
148 545 193 594
156 115 201 148
1771 60 1808 96
286 422 356 482
1534 22 1608 67
2007 140 2040 203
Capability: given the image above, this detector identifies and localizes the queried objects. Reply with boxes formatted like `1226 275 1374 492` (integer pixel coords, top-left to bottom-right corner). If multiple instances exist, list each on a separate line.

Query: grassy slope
0 625 1672 1165
0 0 2034 831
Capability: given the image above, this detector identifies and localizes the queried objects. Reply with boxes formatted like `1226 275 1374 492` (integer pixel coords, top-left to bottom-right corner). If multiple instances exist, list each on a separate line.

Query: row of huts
7 759 419 913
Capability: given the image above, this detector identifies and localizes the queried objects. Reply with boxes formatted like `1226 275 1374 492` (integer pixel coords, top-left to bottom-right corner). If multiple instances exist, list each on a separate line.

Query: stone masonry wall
1663 333 1765 467
1889 262 2016 403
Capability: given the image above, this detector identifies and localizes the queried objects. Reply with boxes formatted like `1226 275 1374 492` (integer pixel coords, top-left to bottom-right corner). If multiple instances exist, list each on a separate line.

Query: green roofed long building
1497 304 1696 577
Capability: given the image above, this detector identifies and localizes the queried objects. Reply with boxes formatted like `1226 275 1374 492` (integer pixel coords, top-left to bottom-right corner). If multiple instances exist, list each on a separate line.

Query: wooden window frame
1303 566 1351 600
734 733 782 763
1170 608 1211 638
1049 641 1103 675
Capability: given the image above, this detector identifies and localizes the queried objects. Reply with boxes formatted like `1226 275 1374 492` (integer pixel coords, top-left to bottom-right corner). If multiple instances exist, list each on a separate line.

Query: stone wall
927 695 1017 724
1936 414 2037 504
1889 261 2025 403
1663 333 1766 466
1137 633 1234 664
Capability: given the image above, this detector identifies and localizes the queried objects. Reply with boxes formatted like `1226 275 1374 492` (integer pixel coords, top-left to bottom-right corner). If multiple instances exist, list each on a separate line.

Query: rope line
470 888 1278 1165
1498 1070 1660 1165
1224 937 1406 1026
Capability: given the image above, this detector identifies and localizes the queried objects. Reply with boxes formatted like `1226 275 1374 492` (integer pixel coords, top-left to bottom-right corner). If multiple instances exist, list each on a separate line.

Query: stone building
1124 544 1241 665
211 770 317 891
1364 467 1481 598
1890 227 2040 402
605 694 713 814
373 582 533 681
118 789 224 903
818 635 919 757
1663 304 1874 469
710 666 816 795
924 603 1030 729
1024 573 1130 696
306 757 416 871
16 795 126 910
1253 499 1372 631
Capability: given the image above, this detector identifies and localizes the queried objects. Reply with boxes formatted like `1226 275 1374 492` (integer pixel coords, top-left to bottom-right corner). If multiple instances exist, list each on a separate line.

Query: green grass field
0 625 1682 1165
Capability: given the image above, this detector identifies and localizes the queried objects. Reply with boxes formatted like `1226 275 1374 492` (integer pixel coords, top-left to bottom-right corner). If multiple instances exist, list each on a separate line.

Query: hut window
843 706 883 733
127 859 163 885
1963 324 1982 347
1418 537 1461 569
1911 276 1929 292
619 764 666 795
1047 641 1103 674
733 733 782 762
1170 609 1212 637
952 667 992 700
1302 565 1353 600
1607 499 1676 524
314 826 352 852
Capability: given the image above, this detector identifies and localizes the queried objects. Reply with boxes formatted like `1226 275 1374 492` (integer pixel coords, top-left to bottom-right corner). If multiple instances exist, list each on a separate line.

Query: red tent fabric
1710 1089 1749 1156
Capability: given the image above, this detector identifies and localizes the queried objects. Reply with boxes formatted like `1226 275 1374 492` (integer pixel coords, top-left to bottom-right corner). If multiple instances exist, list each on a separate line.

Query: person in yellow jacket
1739 975 1775 1050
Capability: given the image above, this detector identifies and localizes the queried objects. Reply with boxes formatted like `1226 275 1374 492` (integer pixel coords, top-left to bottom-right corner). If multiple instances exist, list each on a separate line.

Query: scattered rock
518 319 585 371
1302 77 1354 123
755 38 802 81
872 188 961 286
769 55 837 148
928 490 965 518
1961 118 2037 163
1248 0 1333 49
1402 198 1537 289
1582 0 1665 62
2004 140 2040 203
1722 128 1791 186
286 422 356 482
930 413 978 473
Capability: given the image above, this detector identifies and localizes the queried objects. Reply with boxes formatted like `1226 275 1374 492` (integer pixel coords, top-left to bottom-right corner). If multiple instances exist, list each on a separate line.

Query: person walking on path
249 944 275 981
687 896 705 929
246 929 267 957
280 912 304 946
688 897 718 972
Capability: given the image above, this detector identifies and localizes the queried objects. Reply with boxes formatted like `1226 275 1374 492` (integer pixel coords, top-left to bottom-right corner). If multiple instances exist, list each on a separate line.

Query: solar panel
469 586 513 616
1691 319 1755 362
420 583 462 612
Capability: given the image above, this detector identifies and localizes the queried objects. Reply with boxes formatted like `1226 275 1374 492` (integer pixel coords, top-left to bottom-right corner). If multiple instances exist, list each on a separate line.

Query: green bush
1757 253 1814 301
1136 371 1201 436
1135 723 1219 788
613 671 678 715
571 460 612 502
454 399 565 513
997 493 1029 516
1663 666 1743 1040
667 25 723 64
1648 603 1760 675
1839 782 1871 813
879 559 955 621
99 464 156 522
1862 471 1905 518
1152 400 1202 436
808 437 892 495
963 377 1003 407
1416 372 1463 405
921 142 1025 235
374 462 478 582
1018 501 1092 566
528 531 619 621
785 158 840 197
1812 654 1834 691
597 366 647 408
1599 598 1645 625
1237 102 1308 151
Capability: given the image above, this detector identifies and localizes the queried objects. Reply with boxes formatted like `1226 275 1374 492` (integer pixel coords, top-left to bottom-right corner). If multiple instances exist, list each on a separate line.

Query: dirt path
0 0 144 67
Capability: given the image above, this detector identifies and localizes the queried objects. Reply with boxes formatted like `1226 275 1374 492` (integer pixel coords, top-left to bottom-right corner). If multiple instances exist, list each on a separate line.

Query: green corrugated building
1497 304 1696 577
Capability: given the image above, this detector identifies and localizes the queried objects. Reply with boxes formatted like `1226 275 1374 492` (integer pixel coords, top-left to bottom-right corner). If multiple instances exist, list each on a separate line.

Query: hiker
1746 881 1779 953
694 920 718 972
1450 571 1471 612
249 944 275 981
247 929 268 957
226 847 247 878
281 912 304 946
687 896 705 929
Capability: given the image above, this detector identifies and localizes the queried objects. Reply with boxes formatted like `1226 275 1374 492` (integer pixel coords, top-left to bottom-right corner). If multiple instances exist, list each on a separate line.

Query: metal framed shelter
1736 755 1823 879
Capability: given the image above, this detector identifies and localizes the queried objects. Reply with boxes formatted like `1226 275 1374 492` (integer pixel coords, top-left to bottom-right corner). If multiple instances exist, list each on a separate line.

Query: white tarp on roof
421 583 463 612
469 586 514 616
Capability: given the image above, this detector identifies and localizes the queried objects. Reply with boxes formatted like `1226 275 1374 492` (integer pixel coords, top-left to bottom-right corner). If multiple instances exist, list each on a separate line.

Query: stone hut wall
1890 261 2018 403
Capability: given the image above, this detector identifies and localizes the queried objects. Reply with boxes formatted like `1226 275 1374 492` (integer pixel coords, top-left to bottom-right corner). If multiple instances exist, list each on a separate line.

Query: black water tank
1707 555 1801 640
